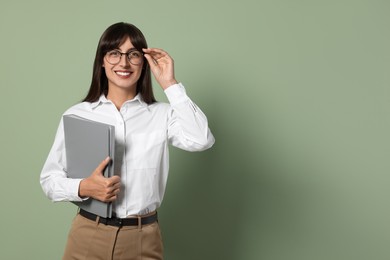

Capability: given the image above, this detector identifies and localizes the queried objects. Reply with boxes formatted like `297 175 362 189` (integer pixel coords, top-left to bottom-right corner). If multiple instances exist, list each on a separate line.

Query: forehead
116 37 135 51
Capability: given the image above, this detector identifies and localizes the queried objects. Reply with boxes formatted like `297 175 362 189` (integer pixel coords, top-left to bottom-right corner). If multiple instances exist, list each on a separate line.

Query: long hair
83 22 156 104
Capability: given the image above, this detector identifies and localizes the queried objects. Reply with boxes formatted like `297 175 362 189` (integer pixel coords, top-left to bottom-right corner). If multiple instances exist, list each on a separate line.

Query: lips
115 70 132 78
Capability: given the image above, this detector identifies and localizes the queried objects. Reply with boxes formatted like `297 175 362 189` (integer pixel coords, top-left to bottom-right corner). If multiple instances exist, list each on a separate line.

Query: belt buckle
115 218 123 227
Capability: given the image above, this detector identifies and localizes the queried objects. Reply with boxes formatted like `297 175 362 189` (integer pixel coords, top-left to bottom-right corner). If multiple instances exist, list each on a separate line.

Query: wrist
78 179 88 198
161 79 178 90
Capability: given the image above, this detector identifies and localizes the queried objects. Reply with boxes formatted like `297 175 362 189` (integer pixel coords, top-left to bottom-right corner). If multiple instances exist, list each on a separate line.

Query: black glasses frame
105 50 144 65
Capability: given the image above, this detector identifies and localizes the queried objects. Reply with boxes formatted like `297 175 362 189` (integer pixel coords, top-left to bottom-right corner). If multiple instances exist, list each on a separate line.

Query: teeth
116 71 130 76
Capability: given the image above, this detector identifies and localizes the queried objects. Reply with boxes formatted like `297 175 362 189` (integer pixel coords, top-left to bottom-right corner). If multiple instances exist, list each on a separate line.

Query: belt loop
138 216 142 231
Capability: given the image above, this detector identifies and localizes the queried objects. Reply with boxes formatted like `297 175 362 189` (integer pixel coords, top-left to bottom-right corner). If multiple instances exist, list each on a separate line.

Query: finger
107 188 120 200
108 175 121 183
102 194 117 203
112 181 121 189
110 187 120 196
93 157 111 175
107 195 118 202
99 186 119 202
106 177 121 189
143 48 166 54
106 186 120 197
107 179 121 192
143 48 169 60
144 53 156 65
144 53 160 71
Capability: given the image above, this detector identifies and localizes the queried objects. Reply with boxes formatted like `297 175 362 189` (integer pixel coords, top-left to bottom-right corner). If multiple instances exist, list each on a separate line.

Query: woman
40 22 215 260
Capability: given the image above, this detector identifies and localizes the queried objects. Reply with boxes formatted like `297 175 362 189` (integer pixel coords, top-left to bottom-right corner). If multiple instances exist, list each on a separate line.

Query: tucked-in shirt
40 83 215 217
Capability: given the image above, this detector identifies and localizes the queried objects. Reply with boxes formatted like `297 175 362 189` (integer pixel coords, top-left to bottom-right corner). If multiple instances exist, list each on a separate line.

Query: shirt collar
89 93 147 110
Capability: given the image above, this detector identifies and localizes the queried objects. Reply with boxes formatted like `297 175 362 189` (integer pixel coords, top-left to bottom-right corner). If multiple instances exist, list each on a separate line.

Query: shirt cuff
69 178 88 202
164 83 190 106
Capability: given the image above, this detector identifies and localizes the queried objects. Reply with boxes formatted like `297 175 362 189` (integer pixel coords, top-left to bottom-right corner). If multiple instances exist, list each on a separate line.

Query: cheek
102 64 114 77
135 69 144 81
132 65 142 75
102 59 111 71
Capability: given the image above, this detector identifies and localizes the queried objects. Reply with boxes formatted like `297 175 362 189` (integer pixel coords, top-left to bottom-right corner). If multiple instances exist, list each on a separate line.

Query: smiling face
103 37 144 95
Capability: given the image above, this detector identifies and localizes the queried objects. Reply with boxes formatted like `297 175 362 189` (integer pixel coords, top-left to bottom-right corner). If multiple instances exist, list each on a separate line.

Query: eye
129 51 142 58
108 50 121 57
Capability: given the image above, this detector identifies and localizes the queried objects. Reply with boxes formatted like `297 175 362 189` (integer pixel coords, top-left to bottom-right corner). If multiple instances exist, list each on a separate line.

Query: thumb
93 157 111 176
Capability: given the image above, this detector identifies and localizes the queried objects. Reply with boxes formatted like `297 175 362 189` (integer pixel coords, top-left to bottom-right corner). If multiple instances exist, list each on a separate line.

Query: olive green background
1 0 389 259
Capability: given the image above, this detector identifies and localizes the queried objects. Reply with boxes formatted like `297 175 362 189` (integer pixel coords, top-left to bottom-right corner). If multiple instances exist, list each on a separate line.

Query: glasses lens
107 51 121 64
128 51 143 65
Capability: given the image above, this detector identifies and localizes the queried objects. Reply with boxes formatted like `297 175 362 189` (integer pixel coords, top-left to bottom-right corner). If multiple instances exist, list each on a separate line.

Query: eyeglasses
105 49 144 65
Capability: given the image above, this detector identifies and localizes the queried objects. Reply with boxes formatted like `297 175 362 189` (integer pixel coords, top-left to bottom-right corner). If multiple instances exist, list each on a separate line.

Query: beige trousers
62 213 163 260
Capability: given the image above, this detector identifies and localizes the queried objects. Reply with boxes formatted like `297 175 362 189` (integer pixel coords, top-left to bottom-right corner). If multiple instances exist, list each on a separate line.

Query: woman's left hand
143 48 178 90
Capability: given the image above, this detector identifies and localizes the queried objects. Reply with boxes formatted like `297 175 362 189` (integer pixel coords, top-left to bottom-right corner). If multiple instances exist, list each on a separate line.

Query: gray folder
63 114 115 218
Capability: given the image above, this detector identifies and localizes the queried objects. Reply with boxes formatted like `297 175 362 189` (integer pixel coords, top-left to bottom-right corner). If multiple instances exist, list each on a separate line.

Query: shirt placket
115 105 128 217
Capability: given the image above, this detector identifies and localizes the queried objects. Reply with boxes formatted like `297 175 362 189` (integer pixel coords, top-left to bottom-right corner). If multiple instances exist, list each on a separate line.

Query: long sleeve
165 83 215 151
40 118 84 202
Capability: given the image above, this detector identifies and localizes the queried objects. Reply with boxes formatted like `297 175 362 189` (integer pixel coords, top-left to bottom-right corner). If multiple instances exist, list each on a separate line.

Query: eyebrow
113 47 139 53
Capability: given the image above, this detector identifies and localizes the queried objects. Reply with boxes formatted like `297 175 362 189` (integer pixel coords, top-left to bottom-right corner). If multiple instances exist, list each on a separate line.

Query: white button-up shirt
40 83 215 217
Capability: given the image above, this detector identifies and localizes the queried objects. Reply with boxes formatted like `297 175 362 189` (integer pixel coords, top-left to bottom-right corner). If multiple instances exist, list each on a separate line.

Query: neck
107 87 137 110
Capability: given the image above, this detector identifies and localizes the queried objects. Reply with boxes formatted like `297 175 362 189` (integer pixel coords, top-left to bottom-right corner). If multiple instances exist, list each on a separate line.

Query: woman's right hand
78 157 121 202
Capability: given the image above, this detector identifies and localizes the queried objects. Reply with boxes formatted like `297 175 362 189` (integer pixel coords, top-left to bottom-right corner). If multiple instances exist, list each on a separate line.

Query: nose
118 53 130 67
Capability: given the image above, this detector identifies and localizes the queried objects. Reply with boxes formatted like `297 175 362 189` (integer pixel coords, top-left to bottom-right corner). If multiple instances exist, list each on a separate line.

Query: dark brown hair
83 22 156 104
